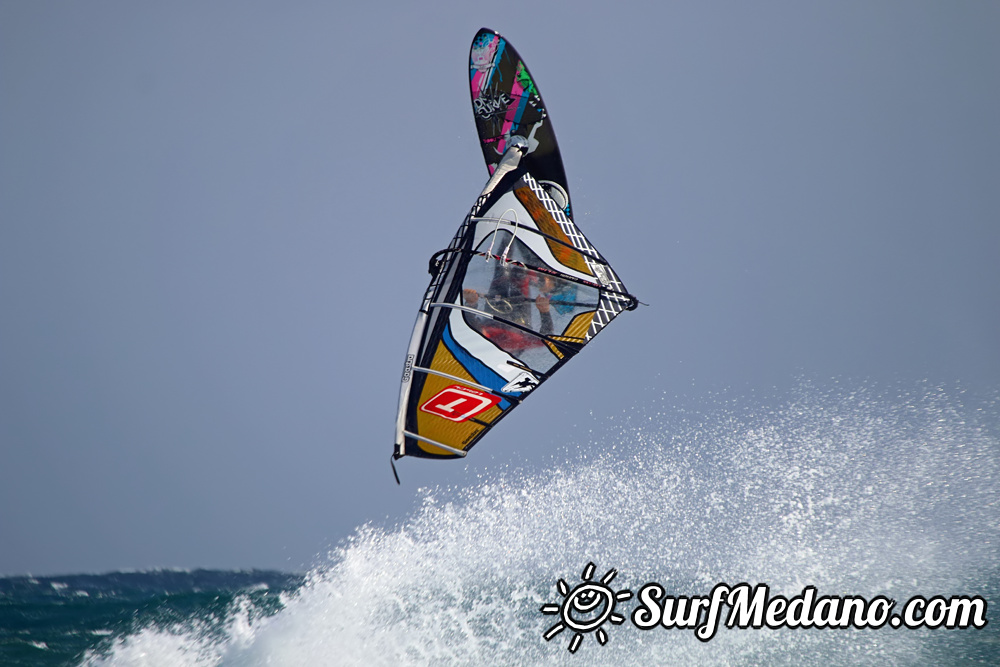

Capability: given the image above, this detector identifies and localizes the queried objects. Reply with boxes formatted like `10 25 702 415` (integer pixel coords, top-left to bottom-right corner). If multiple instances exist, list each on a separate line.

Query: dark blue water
0 570 302 667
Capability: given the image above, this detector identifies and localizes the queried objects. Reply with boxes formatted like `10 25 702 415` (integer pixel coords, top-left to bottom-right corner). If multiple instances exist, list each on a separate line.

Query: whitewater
81 381 998 666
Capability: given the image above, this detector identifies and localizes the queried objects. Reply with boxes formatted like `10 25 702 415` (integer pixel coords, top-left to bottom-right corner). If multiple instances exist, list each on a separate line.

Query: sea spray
83 381 999 666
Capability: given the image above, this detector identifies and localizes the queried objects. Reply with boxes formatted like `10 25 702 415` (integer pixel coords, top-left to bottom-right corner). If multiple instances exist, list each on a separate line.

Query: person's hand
535 294 550 314
463 288 480 307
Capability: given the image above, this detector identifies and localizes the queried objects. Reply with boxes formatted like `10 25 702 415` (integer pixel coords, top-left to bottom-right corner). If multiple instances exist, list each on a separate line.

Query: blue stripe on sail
511 88 529 132
441 322 513 409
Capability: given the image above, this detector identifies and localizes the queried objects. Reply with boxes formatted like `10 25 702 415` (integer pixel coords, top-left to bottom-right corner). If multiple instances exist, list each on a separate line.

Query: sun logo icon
540 562 633 653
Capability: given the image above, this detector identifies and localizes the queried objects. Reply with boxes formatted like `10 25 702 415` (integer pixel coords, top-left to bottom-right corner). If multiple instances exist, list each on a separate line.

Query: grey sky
2 1 998 576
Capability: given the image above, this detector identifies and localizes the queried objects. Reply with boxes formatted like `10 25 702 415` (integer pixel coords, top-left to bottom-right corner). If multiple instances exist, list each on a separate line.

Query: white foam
82 382 999 666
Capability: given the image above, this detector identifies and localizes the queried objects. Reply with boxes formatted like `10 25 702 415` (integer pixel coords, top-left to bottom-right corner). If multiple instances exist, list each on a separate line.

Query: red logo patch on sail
420 385 500 422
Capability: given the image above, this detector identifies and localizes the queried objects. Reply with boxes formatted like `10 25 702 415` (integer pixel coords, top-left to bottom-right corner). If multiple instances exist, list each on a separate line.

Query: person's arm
536 295 553 335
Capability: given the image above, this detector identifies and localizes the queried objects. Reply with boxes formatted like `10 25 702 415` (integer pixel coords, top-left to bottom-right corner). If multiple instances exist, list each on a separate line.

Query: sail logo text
474 92 511 119
420 385 500 422
401 354 415 383
541 568 989 653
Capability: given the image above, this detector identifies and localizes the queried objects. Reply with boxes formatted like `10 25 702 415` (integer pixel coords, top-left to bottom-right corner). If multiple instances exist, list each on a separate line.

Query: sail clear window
460 232 599 372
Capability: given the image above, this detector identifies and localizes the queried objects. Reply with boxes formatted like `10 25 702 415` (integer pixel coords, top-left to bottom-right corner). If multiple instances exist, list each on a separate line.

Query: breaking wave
83 381 999 666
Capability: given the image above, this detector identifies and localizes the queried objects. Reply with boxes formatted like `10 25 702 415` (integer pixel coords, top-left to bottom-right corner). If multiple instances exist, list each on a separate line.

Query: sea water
3 381 997 666
0 570 301 667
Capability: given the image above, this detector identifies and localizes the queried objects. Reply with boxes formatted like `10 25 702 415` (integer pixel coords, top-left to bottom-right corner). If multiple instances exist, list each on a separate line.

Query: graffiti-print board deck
469 28 571 216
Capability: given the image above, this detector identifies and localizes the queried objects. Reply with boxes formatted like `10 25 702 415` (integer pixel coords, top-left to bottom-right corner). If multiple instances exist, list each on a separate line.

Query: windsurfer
462 265 554 337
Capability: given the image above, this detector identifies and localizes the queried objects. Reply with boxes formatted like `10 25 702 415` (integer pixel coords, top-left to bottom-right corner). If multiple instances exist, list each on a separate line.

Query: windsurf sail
392 139 637 470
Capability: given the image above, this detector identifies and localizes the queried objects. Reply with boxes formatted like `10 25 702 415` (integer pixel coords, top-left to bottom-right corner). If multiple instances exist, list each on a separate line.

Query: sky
2 1 998 576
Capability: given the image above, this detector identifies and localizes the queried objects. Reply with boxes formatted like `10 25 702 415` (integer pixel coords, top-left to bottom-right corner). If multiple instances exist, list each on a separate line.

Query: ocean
3 382 998 666
0 570 302 667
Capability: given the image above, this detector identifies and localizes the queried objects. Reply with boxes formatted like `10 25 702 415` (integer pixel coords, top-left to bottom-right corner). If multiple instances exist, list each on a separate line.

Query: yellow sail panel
555 310 596 342
543 340 566 359
429 339 477 383
413 341 505 455
514 186 593 275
